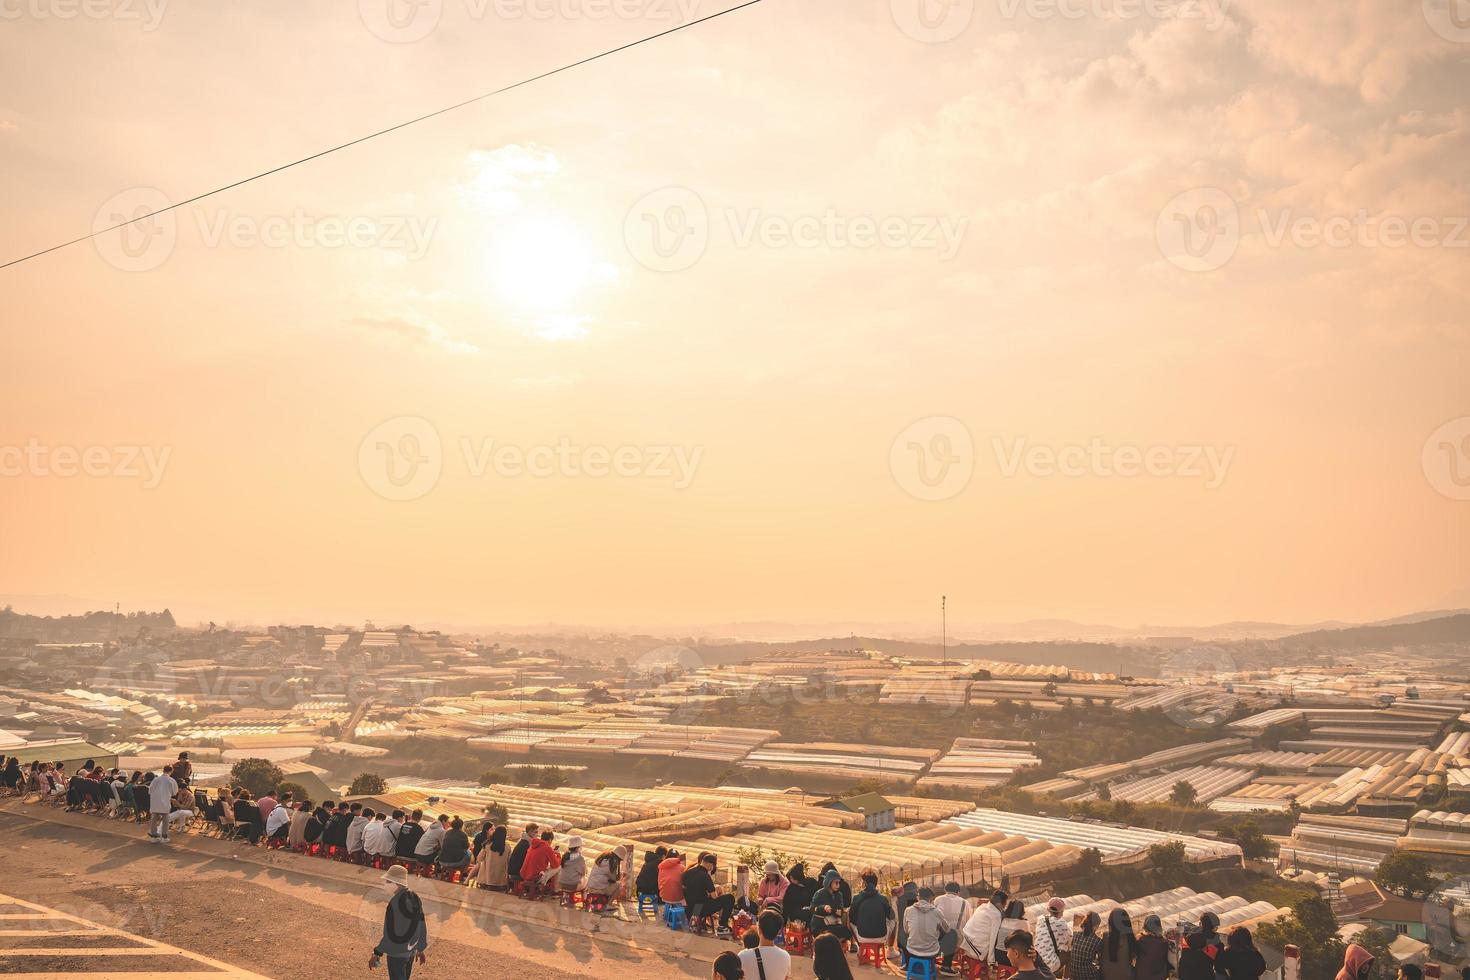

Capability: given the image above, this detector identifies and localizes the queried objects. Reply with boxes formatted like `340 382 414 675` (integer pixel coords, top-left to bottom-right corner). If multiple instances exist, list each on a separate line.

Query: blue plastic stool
663 903 687 930
637 894 659 916
906 958 936 980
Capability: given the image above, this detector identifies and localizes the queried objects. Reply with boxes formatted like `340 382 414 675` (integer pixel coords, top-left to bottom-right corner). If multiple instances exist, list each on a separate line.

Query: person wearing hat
586 845 629 905
557 834 588 893
371 865 428 979
756 859 788 914
1034 897 1073 975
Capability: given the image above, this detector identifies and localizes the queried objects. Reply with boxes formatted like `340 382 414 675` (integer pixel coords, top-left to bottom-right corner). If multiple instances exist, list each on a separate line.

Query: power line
2 0 764 273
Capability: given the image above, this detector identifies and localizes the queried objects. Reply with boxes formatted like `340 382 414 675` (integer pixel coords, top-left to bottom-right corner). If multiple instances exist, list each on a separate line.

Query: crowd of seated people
1 767 1346 980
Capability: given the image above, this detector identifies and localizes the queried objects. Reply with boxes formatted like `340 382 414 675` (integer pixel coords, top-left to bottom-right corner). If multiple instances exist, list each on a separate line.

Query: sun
486 212 617 315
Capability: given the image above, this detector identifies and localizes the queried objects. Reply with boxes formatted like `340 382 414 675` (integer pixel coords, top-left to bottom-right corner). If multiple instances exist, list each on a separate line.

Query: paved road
0 808 715 980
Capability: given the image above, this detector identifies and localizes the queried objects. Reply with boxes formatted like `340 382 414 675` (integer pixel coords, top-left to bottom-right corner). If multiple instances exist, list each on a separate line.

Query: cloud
460 144 560 212
349 315 479 354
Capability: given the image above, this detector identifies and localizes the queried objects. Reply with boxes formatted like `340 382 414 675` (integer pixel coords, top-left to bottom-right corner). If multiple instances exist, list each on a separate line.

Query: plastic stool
663 903 687 930
637 894 660 916
955 953 985 979
906 958 936 980
859 943 887 967
783 924 812 955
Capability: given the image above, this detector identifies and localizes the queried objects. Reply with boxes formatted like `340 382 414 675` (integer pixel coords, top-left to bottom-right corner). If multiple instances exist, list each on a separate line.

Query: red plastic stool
859 943 887 967
955 953 985 980
783 924 812 955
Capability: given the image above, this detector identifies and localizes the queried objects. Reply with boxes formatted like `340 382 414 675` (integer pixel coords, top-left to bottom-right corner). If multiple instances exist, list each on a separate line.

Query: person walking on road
146 765 178 845
371 865 428 980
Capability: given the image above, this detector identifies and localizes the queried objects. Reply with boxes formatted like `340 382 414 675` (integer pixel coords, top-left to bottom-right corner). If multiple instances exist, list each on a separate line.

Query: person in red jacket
519 830 562 891
658 849 687 906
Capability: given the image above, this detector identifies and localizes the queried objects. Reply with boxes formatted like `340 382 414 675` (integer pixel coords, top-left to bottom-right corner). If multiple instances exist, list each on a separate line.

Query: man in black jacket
395 810 426 860
507 823 538 882
682 853 734 934
371 865 428 980
850 870 895 944
323 804 352 849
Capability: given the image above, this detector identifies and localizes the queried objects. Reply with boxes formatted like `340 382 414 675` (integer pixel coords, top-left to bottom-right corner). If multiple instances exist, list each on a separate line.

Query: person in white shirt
1033 897 1073 973
364 812 399 858
265 800 293 841
961 889 1007 964
146 766 178 844
414 814 449 860
936 880 973 975
347 807 372 856
737 910 792 980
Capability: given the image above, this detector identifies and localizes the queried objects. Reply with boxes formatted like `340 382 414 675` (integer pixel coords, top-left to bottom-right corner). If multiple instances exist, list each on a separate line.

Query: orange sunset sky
1 0 1468 632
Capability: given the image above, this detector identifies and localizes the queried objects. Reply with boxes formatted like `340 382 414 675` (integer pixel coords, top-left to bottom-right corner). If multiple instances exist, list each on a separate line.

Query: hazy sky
2 0 1468 631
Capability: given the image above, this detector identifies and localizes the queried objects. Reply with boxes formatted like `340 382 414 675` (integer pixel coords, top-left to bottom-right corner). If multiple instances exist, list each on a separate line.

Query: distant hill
692 636 1157 676
1279 613 1470 649
0 607 177 642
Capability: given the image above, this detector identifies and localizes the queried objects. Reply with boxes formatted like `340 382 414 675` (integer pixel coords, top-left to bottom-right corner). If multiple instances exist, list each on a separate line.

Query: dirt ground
0 808 716 979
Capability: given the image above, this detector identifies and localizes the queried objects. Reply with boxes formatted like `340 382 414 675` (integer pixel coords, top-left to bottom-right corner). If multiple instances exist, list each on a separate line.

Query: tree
477 770 506 788
1169 780 1199 808
1096 783 1112 802
229 758 285 798
277 781 308 803
1148 841 1187 874
483 802 509 825
1375 852 1437 898
845 778 889 797
1076 847 1104 876
536 767 569 790
1221 817 1278 860
348 772 388 797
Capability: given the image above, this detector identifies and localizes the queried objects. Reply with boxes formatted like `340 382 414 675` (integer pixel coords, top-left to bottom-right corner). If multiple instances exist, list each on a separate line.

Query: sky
1 0 1468 632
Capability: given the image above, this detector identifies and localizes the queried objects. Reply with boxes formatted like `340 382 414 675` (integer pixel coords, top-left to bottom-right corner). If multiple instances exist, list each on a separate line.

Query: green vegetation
1147 840 1187 873
483 801 509 825
277 781 308 802
229 758 285 798
1257 897 1397 980
1374 852 1439 898
1169 780 1199 807
347 772 388 796
1217 817 1279 859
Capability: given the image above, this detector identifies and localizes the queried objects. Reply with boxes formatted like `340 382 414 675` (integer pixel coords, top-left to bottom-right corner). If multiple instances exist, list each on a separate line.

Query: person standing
371 866 428 980
146 765 178 844
1102 909 1139 980
1216 927 1265 980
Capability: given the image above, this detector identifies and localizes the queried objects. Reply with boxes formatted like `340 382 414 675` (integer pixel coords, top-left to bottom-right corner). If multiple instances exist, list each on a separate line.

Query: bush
277 781 308 803
229 758 285 798
1148 841 1187 873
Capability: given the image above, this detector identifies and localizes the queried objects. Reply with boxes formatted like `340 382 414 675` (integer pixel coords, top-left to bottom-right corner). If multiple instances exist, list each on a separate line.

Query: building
822 792 896 832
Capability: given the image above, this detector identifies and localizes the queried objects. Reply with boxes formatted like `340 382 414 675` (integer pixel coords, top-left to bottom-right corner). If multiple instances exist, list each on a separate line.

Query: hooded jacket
1179 912 1226 980
375 888 429 959
850 884 895 941
1334 944 1375 980
904 899 949 958
810 871 849 924
635 853 662 896
519 838 561 882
